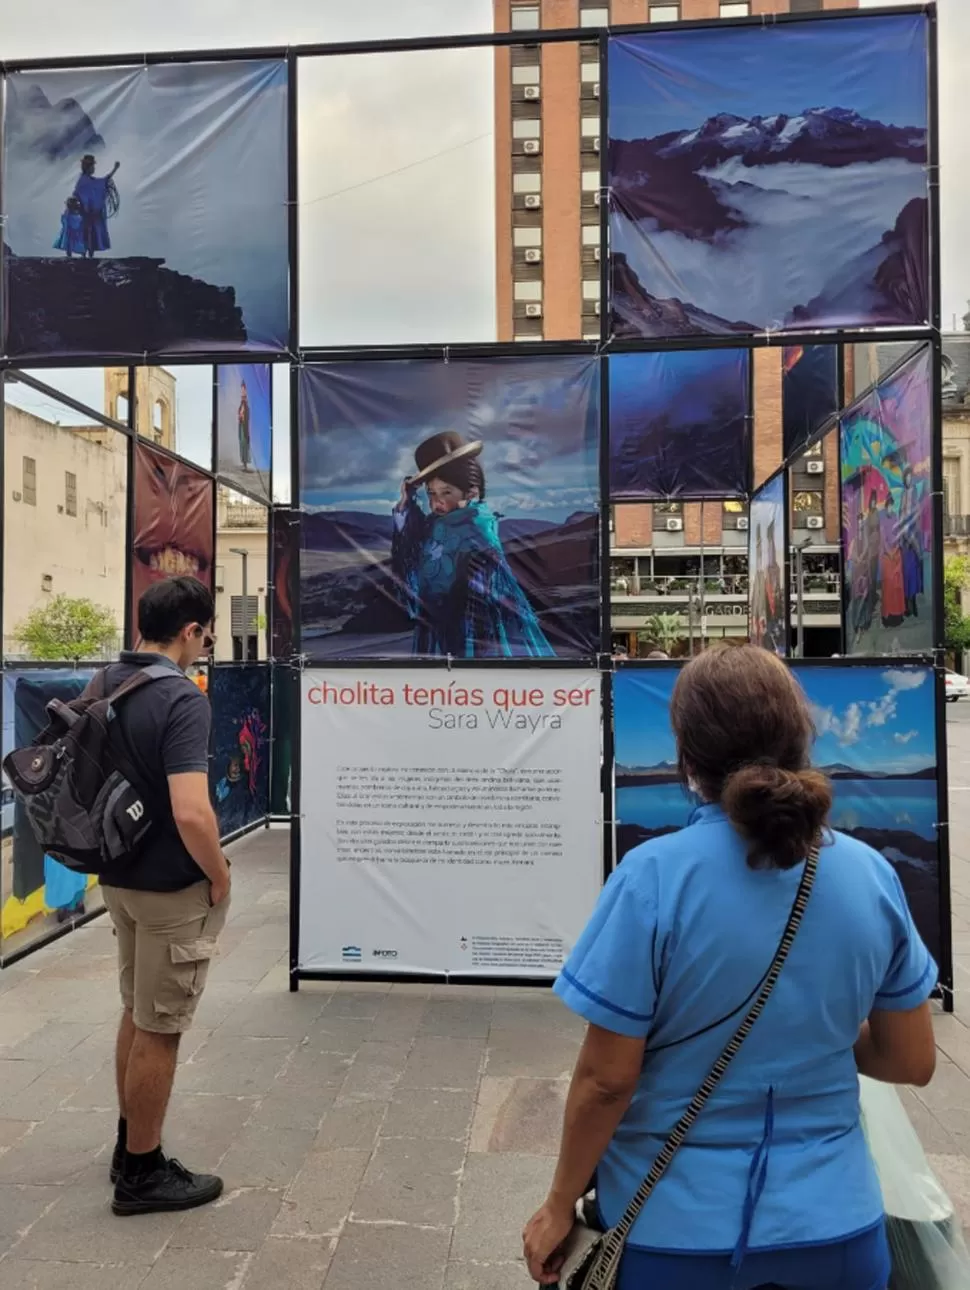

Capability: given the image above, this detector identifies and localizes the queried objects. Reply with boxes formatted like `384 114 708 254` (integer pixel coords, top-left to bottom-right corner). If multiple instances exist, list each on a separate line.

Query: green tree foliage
644 612 683 654
945 556 970 656
16 595 118 662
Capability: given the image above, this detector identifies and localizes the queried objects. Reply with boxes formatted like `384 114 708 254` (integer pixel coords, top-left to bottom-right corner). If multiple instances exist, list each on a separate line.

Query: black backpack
3 664 175 876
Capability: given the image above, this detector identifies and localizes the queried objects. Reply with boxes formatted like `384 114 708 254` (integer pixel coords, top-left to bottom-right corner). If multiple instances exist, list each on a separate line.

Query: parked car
945 670 970 702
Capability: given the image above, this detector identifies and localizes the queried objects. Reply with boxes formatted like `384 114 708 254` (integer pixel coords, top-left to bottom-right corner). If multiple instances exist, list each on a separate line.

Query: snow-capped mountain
614 106 926 176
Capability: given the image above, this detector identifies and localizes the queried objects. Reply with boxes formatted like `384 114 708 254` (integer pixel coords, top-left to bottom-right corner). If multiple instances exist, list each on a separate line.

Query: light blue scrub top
555 804 937 1260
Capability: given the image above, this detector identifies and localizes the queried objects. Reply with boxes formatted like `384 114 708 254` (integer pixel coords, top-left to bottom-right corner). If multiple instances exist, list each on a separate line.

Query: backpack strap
86 662 192 708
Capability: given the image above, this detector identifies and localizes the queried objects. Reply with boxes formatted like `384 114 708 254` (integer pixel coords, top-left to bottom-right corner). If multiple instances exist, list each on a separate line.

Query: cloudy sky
2 0 965 498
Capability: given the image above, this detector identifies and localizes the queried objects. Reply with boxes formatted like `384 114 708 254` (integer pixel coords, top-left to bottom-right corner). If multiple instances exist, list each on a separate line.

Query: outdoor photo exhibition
0 3 969 1290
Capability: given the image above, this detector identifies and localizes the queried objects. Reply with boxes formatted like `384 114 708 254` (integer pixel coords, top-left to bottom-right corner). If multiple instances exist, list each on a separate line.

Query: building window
944 457 962 517
511 65 541 85
513 172 542 194
116 391 129 425
513 226 542 248
581 171 599 193
514 280 543 302
582 279 601 301
510 5 540 30
720 1 750 14
65 471 77 518
722 499 748 531
650 3 679 19
581 63 600 84
581 116 600 138
512 118 541 139
580 6 609 26
654 500 683 532
582 224 601 246
793 490 823 514
23 456 36 507
230 595 260 662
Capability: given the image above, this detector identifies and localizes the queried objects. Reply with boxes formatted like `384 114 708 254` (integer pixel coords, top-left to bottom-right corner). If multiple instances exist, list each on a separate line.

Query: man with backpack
97 577 230 1216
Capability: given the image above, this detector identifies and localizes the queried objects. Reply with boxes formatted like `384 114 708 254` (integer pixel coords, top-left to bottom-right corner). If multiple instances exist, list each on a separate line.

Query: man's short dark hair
138 577 214 645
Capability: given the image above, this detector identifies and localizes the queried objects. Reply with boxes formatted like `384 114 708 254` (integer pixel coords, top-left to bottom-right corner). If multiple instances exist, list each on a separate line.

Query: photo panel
748 469 788 656
299 47 498 347
216 364 272 501
215 485 269 663
613 665 693 865
3 373 127 662
270 665 293 818
791 662 944 970
841 344 933 657
3 60 289 359
298 667 603 977
1 667 100 962
609 349 750 500
299 356 600 661
129 366 215 473
608 13 930 340
209 663 270 840
271 506 299 661
783 344 840 462
131 442 214 647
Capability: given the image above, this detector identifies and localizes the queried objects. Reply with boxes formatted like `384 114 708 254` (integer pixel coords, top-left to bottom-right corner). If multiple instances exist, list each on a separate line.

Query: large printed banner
608 13 930 339
209 664 270 839
609 350 750 499
299 357 600 661
782 345 840 462
613 662 945 970
131 442 214 647
748 471 787 655
3 60 288 359
841 344 933 656
298 668 603 977
216 364 272 501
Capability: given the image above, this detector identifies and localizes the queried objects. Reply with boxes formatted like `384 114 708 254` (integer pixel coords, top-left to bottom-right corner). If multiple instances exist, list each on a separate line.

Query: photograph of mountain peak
2 60 288 359
298 357 600 660
608 13 930 339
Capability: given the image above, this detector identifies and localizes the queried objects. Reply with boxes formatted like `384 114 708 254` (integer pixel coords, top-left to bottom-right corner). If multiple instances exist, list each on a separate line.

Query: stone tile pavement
0 715 968 1287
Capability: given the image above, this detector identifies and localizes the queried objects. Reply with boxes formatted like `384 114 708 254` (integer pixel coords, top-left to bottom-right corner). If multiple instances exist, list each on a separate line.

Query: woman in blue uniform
523 646 936 1290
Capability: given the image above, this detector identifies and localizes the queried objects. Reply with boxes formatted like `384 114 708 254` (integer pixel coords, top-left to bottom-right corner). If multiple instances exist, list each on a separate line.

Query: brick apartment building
492 0 857 656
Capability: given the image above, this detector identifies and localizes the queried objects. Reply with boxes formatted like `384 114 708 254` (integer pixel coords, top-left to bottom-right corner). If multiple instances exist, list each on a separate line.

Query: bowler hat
409 431 483 486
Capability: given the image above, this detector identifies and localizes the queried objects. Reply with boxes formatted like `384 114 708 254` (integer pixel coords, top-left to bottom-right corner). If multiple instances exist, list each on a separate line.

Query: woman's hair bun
721 763 832 870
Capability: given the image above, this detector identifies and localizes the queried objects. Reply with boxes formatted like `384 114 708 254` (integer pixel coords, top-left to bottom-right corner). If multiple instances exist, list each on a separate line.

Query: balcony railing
945 514 970 537
610 574 842 599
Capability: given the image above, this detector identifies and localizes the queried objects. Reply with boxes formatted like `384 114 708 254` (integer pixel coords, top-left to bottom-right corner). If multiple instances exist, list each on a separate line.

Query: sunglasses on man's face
190 625 217 651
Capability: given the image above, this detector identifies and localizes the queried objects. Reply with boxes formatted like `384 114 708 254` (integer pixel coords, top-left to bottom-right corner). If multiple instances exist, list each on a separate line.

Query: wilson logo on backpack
3 664 176 876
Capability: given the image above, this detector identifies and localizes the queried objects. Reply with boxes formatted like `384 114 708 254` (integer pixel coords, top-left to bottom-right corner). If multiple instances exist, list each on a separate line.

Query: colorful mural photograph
131 443 214 648
608 13 929 339
1 669 98 959
217 364 272 501
613 665 693 865
209 664 270 838
782 345 840 461
748 471 787 655
609 349 750 499
271 507 298 661
841 344 932 656
792 663 942 966
299 356 600 660
3 60 288 359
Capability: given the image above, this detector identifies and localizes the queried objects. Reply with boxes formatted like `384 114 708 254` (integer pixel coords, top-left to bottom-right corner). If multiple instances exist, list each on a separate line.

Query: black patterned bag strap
588 843 820 1289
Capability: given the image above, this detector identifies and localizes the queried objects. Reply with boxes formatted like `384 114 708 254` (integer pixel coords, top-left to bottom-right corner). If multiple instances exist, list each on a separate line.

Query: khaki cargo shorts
102 880 230 1035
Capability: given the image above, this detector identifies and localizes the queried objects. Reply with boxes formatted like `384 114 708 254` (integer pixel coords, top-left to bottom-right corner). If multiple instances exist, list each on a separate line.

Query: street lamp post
230 547 250 662
793 537 811 659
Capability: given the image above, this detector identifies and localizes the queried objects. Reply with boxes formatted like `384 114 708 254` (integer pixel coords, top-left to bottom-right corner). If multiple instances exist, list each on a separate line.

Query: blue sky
299 357 599 524
610 13 928 142
614 663 935 778
793 665 935 777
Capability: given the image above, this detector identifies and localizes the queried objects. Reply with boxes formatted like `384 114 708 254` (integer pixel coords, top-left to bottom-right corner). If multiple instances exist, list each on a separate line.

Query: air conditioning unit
525 303 543 318
737 517 749 531
806 459 824 474
524 85 540 100
665 517 684 532
806 515 824 530
524 248 542 263
592 83 600 99
593 191 601 206
523 139 541 155
593 246 601 261
593 301 601 316
592 138 601 153
524 194 542 209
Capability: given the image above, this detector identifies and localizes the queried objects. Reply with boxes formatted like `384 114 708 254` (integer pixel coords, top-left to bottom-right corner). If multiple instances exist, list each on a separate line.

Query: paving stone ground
0 716 969 1288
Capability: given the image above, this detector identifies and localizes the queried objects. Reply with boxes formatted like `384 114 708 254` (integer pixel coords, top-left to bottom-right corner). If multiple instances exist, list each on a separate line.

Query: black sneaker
112 1156 223 1217
109 1141 124 1185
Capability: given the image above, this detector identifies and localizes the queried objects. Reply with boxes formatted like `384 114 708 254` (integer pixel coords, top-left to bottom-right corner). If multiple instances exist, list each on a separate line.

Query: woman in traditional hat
391 431 554 657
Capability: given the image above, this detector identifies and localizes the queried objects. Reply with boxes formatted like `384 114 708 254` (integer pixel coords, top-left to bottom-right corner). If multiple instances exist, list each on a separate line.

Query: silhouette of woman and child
54 154 120 259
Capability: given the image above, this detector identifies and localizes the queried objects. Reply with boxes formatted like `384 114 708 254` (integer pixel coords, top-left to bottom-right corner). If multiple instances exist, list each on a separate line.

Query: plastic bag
859 1075 970 1289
